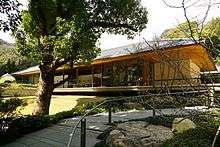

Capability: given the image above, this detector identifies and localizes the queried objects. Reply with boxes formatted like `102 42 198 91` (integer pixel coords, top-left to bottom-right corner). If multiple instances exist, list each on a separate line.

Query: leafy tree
161 18 220 61
203 18 220 61
161 21 199 39
203 17 220 37
0 0 21 32
0 39 37 76
16 0 148 115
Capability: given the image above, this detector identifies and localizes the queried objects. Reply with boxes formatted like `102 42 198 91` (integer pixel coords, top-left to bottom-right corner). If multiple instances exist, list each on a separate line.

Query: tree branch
52 57 70 71
198 0 211 40
54 77 69 88
162 0 200 9
182 0 197 43
162 0 182 8
89 21 138 32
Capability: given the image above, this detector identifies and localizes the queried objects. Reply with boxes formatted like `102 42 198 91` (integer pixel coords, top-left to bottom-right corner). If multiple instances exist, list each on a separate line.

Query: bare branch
198 0 211 40
182 0 198 43
162 0 182 8
162 0 200 9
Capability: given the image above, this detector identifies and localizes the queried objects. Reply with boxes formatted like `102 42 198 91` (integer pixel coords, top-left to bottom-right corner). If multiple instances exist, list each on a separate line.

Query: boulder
172 117 196 133
106 121 173 147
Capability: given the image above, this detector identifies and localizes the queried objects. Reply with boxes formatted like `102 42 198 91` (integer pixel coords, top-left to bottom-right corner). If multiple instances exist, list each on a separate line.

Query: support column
112 63 114 86
91 65 94 87
208 88 215 107
32 75 35 84
143 60 148 86
62 71 65 88
101 64 103 87
76 68 79 85
108 103 112 124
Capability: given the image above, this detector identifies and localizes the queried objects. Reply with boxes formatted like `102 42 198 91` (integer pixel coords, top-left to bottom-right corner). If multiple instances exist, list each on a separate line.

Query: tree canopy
161 21 199 39
16 0 148 64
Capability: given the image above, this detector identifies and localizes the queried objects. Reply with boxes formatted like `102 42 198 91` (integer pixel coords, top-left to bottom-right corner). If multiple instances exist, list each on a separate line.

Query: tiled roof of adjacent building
11 65 40 75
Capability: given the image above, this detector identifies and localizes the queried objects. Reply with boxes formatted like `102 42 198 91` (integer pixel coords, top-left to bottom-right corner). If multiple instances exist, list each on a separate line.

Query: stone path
3 108 201 147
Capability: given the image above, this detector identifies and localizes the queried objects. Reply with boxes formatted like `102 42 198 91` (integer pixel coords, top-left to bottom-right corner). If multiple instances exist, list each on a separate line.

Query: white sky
0 0 220 50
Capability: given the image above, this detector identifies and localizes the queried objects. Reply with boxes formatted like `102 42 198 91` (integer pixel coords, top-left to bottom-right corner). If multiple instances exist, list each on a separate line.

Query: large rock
106 121 173 147
172 118 196 133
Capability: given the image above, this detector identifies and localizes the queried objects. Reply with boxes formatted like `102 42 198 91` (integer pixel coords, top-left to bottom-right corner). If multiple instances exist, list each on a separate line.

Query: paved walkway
3 108 200 147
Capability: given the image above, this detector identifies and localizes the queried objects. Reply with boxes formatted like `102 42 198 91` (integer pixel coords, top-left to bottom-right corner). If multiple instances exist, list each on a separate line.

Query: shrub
162 127 219 147
0 98 29 144
0 98 27 118
140 95 207 110
0 115 50 145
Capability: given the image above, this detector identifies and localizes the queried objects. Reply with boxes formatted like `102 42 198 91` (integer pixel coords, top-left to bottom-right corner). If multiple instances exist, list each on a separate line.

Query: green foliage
0 39 37 76
163 127 216 147
0 115 50 145
205 36 220 62
161 21 199 39
162 113 220 147
203 17 220 37
203 18 220 61
126 115 175 128
0 0 20 32
0 98 27 118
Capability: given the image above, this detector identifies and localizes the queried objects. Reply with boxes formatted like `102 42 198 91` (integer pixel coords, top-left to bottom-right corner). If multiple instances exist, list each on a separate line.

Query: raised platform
53 86 151 95
53 85 214 95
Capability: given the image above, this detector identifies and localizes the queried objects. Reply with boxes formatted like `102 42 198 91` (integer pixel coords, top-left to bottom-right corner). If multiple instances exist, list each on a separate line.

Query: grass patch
9 95 103 115
0 83 37 97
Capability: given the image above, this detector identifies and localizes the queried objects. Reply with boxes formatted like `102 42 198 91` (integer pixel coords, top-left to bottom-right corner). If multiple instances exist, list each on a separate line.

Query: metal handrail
63 77 205 87
67 100 107 147
66 90 209 147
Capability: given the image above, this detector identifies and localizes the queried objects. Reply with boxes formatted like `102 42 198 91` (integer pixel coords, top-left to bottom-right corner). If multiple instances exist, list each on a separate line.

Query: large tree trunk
33 66 54 115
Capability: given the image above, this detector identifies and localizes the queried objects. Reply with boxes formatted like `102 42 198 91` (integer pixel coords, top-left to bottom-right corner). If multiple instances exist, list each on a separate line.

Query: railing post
80 119 86 147
108 103 112 124
152 96 156 117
